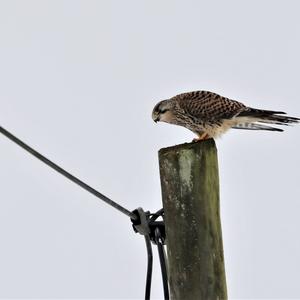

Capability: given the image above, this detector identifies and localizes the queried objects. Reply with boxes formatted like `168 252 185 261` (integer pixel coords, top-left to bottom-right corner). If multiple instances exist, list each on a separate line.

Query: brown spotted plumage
152 91 299 140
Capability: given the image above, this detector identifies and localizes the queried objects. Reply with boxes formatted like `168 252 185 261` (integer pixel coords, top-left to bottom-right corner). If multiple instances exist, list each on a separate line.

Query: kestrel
152 91 299 140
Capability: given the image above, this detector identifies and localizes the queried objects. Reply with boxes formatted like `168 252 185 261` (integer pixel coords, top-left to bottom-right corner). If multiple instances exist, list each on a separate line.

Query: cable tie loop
131 207 151 236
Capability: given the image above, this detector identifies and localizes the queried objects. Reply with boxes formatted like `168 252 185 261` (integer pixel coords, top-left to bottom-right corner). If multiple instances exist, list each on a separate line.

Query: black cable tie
131 207 151 236
131 207 168 300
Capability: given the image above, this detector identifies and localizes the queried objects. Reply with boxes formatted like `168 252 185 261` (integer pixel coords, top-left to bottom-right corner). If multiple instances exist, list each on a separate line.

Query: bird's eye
160 109 168 114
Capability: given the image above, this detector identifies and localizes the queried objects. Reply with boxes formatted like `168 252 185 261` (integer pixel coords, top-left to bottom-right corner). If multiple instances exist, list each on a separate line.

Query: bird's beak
152 113 160 123
154 116 160 123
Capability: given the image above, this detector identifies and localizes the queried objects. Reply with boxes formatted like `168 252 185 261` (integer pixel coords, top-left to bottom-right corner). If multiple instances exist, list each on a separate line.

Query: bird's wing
176 91 248 122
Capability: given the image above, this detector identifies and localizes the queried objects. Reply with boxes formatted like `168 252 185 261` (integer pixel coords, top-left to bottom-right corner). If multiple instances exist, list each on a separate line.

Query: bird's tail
234 108 300 131
232 123 283 131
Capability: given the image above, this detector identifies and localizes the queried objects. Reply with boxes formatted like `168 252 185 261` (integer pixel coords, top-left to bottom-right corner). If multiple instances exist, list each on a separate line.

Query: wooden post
158 139 227 300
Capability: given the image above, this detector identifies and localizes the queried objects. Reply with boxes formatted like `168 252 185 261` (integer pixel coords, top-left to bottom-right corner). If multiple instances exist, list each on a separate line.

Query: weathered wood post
159 139 227 300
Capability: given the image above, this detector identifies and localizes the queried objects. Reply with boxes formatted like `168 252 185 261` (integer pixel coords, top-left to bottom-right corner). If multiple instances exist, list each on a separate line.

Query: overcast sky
1 1 300 299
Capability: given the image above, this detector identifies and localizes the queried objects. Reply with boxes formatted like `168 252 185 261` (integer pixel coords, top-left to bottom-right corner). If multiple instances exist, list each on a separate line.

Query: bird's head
152 99 175 124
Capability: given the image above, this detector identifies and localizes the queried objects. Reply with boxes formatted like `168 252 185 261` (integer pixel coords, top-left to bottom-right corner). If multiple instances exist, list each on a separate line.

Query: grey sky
0 0 300 299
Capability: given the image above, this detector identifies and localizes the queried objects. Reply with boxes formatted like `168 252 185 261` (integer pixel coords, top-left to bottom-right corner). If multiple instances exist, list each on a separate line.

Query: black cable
1 126 171 299
149 208 164 222
132 208 169 300
155 227 169 300
0 126 137 220
144 235 153 300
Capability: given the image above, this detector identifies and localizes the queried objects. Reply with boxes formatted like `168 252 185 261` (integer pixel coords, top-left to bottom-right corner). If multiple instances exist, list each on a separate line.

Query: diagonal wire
0 126 137 220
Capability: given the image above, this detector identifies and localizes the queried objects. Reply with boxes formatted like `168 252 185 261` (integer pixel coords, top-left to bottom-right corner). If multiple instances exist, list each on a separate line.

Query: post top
158 138 216 156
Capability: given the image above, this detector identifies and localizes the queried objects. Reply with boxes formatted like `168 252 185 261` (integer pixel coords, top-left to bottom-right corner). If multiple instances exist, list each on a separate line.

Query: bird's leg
192 133 209 142
200 133 209 140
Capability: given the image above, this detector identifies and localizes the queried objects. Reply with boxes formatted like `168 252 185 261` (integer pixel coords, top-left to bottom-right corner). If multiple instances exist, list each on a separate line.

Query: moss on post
159 139 227 300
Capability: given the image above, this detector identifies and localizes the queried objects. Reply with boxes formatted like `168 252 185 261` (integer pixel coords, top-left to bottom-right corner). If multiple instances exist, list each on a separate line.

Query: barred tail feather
237 107 300 128
232 123 284 132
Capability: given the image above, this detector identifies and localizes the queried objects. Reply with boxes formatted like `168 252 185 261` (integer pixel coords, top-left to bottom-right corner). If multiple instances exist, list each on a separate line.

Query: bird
152 90 300 140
